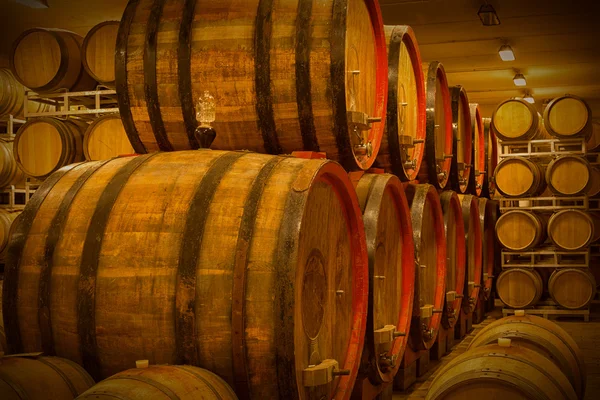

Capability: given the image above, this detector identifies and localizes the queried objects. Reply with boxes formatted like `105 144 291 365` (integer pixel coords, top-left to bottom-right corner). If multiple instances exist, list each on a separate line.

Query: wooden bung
547 209 594 251
496 210 547 251
549 269 597 310
545 155 591 196
457 194 482 313
448 86 473 194
83 115 135 160
543 95 593 139
468 103 485 196
2 151 369 400
494 156 546 197
496 268 543 308
491 98 550 141
478 198 498 300
82 21 119 87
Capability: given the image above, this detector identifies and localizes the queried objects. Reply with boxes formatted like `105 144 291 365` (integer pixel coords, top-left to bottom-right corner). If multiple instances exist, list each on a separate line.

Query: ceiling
1 0 599 119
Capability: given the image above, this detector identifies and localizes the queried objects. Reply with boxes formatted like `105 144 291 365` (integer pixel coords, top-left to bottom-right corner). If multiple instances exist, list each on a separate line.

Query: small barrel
14 117 86 179
0 68 52 118
549 269 596 310
481 117 498 198
353 173 415 389
404 184 446 350
0 355 94 399
83 115 135 160
0 139 25 188
478 198 498 300
0 209 20 254
496 268 543 308
457 195 482 313
10 28 96 93
439 191 465 330
586 121 600 152
587 165 600 197
491 98 550 141
448 85 472 193
548 209 594 251
76 364 237 400
543 95 593 139
418 62 452 189
468 314 586 399
81 22 119 87
494 156 545 197
469 103 485 196
377 25 426 181
496 210 547 251
545 155 591 196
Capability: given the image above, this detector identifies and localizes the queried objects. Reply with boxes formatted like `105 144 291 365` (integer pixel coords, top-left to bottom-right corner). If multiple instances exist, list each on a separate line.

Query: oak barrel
494 156 545 197
353 173 415 390
591 212 600 243
81 22 119 87
588 165 600 197
549 269 596 310
0 355 94 399
0 210 20 254
439 191 465 329
546 155 591 196
418 62 452 189
14 117 86 179
0 139 25 188
491 98 550 141
586 121 600 152
448 86 472 194
496 268 543 308
76 364 237 400
481 117 498 198
496 210 546 251
404 184 446 350
468 104 485 196
83 115 135 160
548 209 593 250
457 195 482 313
11 28 96 93
469 314 586 398
116 0 388 171
2 151 369 400
477 198 498 300
0 68 52 118
376 25 426 181
544 95 593 139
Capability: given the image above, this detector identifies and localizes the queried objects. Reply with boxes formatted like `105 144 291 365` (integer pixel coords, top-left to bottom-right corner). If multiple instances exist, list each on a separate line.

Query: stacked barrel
493 95 597 313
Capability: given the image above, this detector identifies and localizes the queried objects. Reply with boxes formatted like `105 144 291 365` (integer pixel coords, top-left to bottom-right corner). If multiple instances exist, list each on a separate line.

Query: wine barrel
548 209 593 251
439 191 465 329
478 198 498 300
591 212 600 243
76 364 237 400
81 22 119 87
14 117 86 180
457 195 482 313
0 68 53 118
468 314 586 399
10 28 96 93
494 156 545 197
116 0 388 171
353 173 415 390
448 86 472 194
0 355 94 399
587 165 600 197
549 269 596 310
376 25 426 181
0 280 5 352
0 139 25 188
496 268 543 308
496 210 546 251
481 117 498 198
491 98 550 141
0 210 20 254
468 104 485 196
83 115 135 161
545 155 591 196
587 121 600 152
418 62 452 189
3 151 368 400
404 184 446 350
544 95 593 139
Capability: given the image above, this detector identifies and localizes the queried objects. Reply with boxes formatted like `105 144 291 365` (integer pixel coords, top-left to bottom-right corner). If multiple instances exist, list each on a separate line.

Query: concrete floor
392 306 600 399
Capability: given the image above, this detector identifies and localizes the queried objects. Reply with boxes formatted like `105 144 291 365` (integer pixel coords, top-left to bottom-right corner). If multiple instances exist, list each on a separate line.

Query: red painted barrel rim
471 104 485 196
465 196 483 311
437 64 453 186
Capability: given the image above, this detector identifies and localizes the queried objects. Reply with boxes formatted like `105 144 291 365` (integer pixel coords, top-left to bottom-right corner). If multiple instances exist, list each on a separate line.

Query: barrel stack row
492 96 598 312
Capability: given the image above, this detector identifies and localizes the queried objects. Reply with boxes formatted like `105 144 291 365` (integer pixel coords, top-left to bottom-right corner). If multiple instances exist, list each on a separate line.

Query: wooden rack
0 180 40 210
498 138 586 158
502 304 590 322
498 196 588 211
0 115 26 138
24 86 119 120
501 247 590 268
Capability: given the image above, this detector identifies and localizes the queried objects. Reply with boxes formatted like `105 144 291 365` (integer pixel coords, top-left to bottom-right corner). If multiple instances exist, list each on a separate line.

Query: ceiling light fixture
498 44 515 61
478 3 500 26
523 93 535 104
513 73 527 87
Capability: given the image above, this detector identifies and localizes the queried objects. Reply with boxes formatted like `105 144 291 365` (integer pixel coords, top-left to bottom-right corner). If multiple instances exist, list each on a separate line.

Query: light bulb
498 45 515 61
513 73 527 87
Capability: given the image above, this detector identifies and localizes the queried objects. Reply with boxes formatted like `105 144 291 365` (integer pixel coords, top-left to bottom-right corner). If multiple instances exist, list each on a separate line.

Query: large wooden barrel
81 22 119 87
496 210 546 251
481 117 498 198
76 364 237 400
468 104 485 196
494 156 545 197
448 86 472 193
3 151 369 400
457 195 482 313
116 0 388 171
548 209 594 250
418 62 452 189
439 191 465 329
0 210 20 254
469 314 586 399
10 28 96 93
586 121 600 152
491 98 550 141
0 355 94 399
549 269 596 310
353 173 414 391
496 268 543 308
14 117 86 180
545 155 591 196
478 198 498 300
404 184 446 350
0 68 52 118
376 25 426 181
544 95 593 139
83 115 135 161
0 139 25 188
